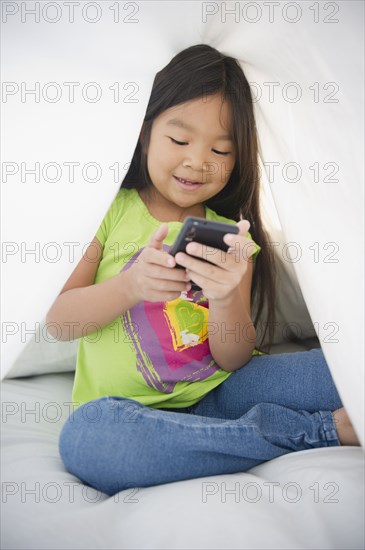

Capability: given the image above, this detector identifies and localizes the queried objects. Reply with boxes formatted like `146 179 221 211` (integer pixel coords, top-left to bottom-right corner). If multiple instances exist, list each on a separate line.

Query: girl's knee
59 396 147 487
59 397 140 467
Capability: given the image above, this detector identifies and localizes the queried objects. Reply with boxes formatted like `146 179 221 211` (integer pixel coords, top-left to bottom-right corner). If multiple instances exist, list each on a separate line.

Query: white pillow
5 319 78 378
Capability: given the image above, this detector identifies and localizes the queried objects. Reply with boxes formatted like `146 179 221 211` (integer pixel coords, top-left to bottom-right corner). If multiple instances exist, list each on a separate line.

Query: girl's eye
169 137 230 156
212 149 230 156
170 137 188 146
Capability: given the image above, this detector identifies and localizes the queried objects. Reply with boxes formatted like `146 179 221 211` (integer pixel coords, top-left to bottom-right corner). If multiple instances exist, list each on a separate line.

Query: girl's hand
174 220 254 302
127 223 192 303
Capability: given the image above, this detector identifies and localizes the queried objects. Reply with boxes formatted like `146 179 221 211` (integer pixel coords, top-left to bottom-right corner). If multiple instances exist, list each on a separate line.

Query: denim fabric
59 349 342 496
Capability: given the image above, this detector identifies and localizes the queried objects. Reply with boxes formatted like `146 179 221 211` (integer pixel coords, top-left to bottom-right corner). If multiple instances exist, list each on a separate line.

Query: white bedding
1 357 364 550
2 0 364 443
1 1 364 548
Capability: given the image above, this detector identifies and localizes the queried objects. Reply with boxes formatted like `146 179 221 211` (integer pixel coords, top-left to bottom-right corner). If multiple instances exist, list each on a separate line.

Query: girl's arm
207 259 256 372
46 225 190 341
46 237 139 341
175 220 257 372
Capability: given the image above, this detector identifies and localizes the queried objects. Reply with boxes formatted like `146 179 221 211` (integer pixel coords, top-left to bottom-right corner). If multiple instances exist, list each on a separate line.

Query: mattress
1 349 364 550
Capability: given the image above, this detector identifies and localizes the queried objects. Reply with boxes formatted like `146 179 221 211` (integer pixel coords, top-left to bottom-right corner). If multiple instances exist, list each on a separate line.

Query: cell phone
169 216 239 291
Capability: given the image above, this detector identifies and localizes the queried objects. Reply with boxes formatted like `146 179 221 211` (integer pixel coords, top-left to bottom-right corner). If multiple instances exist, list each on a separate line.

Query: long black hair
121 44 277 351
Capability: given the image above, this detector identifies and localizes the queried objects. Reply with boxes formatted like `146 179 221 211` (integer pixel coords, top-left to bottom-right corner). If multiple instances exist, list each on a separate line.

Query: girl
48 44 359 497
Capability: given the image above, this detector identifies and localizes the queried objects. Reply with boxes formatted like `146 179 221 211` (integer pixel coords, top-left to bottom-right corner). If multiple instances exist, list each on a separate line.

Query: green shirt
72 188 262 410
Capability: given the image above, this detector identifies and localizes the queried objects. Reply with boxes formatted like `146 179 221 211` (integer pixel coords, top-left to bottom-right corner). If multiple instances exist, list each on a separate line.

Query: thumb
148 223 169 250
237 219 251 236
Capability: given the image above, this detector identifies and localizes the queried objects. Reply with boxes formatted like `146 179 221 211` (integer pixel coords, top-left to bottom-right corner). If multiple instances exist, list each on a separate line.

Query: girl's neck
138 188 206 223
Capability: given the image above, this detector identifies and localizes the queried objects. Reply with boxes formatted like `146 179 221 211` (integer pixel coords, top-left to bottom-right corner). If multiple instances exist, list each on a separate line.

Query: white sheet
1 369 364 550
2 1 364 443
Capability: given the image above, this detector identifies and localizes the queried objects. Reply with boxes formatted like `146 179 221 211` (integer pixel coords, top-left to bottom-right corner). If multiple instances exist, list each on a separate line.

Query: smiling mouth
174 176 204 185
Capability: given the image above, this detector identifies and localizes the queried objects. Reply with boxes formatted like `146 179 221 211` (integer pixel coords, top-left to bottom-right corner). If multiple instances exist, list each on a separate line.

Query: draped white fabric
2 1 363 443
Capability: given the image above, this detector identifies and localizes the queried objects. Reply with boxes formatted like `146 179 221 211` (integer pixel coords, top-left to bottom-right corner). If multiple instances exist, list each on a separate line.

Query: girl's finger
175 251 222 280
146 277 191 293
184 242 224 266
185 270 226 299
147 223 169 250
146 263 189 282
143 247 176 268
222 219 250 246
182 241 241 270
223 234 257 263
237 219 251 235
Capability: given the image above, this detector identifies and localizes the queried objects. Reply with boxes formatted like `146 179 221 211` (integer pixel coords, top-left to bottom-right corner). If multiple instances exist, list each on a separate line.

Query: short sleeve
94 198 116 247
245 230 261 262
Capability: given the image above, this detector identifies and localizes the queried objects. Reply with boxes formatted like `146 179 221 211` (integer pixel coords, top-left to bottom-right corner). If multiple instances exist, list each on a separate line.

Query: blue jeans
59 349 342 496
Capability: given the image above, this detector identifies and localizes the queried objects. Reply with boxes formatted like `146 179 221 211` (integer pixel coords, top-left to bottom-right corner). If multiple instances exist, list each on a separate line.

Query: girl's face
144 94 236 220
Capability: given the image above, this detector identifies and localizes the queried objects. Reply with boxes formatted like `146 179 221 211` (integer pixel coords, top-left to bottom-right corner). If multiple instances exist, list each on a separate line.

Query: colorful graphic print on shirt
120 246 220 393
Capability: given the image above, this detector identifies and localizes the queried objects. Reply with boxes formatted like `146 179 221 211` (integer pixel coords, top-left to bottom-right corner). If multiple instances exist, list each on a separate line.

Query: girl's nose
182 149 210 178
